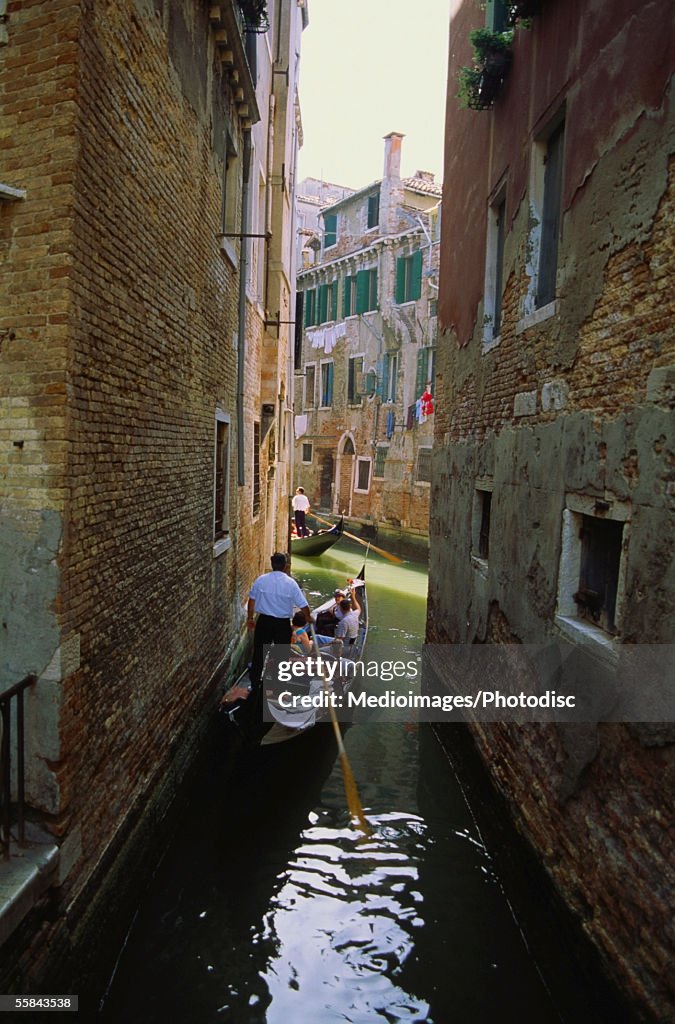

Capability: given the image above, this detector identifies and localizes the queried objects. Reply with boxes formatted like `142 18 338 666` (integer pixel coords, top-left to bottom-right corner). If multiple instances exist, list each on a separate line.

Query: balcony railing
0 674 37 859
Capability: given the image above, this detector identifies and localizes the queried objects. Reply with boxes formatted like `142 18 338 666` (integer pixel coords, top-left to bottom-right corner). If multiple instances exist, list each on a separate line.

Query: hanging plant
238 0 269 33
456 28 514 110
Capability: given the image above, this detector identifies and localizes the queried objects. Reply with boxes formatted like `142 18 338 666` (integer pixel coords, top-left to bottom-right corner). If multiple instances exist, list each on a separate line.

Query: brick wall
0 0 286 989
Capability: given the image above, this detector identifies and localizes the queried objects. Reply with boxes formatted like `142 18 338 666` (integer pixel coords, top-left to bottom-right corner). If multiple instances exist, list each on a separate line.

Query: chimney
383 132 404 181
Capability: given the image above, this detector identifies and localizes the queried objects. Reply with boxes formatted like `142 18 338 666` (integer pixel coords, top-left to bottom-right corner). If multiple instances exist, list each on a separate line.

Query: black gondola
290 515 344 556
220 564 368 746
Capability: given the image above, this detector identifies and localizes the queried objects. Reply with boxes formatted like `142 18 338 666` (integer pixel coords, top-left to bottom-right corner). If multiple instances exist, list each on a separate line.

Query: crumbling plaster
430 407 674 648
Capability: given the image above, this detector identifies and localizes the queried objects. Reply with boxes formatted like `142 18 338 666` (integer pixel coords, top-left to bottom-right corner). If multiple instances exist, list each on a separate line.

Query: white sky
296 0 451 190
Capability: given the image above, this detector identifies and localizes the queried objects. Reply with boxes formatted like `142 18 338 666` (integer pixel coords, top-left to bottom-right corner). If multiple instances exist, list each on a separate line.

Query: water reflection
259 810 431 1023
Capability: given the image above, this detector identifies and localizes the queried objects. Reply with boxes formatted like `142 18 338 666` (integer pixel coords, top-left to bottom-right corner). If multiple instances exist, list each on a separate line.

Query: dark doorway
319 453 334 510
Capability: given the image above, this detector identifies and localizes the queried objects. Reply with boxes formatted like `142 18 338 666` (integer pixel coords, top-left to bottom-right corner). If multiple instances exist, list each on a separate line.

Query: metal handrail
0 674 37 859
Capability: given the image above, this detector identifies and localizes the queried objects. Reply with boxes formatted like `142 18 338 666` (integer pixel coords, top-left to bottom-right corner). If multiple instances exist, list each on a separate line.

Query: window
478 490 492 557
304 364 316 409
304 288 317 328
429 298 438 318
220 131 240 264
253 171 266 301
395 250 423 303
483 192 506 348
576 517 623 634
415 347 435 397
214 411 231 548
347 355 364 405
343 274 358 317
382 352 399 404
355 457 372 493
374 445 388 478
367 190 380 229
471 483 494 564
486 0 510 31
317 281 338 323
536 120 565 309
324 213 337 248
252 422 261 516
302 442 313 464
320 361 334 407
356 267 378 313
556 494 629 645
416 447 432 484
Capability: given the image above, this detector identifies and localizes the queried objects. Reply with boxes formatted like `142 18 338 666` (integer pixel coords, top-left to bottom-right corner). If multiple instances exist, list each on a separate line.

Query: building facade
296 176 355 268
0 0 305 988
430 0 674 1017
294 134 441 541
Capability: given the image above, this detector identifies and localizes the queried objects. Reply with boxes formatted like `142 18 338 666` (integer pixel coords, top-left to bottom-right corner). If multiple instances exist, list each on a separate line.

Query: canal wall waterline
432 722 644 1024
0 644 247 1003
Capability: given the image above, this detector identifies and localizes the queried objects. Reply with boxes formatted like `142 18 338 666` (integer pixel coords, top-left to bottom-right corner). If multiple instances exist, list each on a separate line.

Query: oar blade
339 751 372 835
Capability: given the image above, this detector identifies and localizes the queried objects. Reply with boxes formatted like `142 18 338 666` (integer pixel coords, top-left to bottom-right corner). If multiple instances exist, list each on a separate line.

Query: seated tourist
334 590 361 646
290 611 338 655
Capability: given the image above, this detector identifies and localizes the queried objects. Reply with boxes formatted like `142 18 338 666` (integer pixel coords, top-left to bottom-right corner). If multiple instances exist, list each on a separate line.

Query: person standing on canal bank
292 486 311 537
247 552 310 687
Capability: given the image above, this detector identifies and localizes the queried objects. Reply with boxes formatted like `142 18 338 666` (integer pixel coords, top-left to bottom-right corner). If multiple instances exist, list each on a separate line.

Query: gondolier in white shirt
248 552 310 687
291 486 311 537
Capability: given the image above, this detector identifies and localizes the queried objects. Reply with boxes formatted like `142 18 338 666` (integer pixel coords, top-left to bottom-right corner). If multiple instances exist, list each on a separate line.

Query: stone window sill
213 536 232 558
555 615 620 666
219 236 238 270
516 300 558 334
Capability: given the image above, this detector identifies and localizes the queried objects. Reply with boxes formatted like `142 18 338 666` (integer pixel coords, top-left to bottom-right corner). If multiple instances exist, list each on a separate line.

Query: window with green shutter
356 269 378 314
318 283 328 324
304 288 317 328
343 275 357 317
415 346 436 397
324 213 337 248
396 250 423 303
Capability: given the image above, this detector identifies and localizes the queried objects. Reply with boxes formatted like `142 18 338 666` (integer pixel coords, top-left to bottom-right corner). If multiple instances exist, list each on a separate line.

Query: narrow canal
98 543 630 1023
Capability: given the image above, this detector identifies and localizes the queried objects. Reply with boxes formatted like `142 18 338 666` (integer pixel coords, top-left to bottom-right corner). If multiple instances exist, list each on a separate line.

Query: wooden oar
308 622 371 837
311 513 404 565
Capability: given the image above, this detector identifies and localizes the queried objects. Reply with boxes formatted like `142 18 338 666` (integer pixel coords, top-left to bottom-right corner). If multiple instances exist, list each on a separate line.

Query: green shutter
303 289 313 327
326 361 334 405
395 257 406 304
324 213 337 248
330 280 338 321
410 250 423 301
376 354 387 400
318 283 328 324
342 276 351 318
356 270 368 314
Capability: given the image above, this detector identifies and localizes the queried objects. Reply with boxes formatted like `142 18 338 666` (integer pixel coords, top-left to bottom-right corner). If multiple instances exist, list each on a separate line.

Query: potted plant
457 28 514 110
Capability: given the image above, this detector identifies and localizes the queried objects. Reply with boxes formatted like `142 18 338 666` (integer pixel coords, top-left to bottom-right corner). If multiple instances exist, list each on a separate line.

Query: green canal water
98 542 632 1024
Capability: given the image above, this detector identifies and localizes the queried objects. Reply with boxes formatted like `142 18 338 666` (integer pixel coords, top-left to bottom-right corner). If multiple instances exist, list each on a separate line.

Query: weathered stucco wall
432 0 675 1017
